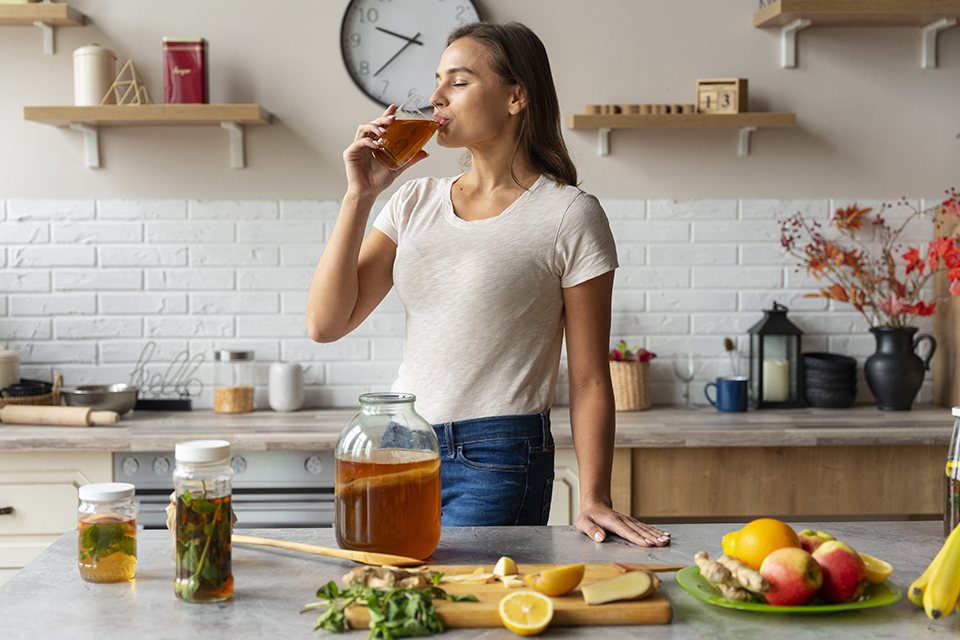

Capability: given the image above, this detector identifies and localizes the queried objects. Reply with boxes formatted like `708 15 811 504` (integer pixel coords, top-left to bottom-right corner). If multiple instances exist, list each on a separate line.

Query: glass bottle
77 482 137 583
173 440 233 602
945 407 960 539
335 393 441 560
214 350 255 414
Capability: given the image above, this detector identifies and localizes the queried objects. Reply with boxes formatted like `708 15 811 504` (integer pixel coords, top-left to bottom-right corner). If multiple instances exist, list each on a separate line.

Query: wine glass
671 352 702 410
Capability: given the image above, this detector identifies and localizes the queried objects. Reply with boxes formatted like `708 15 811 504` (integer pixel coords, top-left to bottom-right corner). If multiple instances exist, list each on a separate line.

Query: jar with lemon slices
944 407 960 539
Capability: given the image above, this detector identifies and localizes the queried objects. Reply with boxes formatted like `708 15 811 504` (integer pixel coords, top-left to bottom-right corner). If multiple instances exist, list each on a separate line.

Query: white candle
762 360 790 402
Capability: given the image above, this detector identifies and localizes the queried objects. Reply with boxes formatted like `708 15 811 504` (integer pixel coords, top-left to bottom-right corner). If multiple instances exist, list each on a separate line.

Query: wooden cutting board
345 563 673 628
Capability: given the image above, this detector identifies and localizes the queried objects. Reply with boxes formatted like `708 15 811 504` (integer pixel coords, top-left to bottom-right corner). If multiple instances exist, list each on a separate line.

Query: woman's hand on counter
576 503 671 547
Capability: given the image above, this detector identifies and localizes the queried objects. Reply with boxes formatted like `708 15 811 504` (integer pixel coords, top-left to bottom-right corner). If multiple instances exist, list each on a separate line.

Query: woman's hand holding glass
344 103 430 200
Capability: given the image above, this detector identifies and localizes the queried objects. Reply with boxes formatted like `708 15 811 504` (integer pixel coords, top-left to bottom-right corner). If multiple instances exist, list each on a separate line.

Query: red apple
759 547 823 606
797 529 835 554
812 540 868 604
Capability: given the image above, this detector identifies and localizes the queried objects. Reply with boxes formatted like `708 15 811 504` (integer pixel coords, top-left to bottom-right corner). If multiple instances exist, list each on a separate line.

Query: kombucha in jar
77 483 137 583
335 393 442 560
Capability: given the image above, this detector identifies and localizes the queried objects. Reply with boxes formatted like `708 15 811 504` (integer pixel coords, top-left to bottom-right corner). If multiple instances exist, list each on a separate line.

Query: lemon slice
859 553 893 584
498 591 554 636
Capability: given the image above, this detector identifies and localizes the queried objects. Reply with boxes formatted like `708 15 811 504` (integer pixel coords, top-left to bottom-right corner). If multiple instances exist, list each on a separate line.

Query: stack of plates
804 353 858 408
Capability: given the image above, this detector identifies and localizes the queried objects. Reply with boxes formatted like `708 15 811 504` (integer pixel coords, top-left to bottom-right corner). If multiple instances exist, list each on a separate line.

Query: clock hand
374 32 422 78
375 26 425 46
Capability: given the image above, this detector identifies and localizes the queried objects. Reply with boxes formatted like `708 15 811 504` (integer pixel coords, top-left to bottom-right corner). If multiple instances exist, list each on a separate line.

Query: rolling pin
0 405 120 427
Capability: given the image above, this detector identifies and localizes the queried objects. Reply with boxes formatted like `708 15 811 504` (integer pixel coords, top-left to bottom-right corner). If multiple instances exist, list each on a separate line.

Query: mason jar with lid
173 439 233 602
213 350 254 413
77 482 137 583
945 407 960 538
334 393 441 561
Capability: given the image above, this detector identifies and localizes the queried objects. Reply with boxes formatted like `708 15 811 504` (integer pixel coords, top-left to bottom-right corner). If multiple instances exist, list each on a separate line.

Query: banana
923 523 960 619
909 540 949 607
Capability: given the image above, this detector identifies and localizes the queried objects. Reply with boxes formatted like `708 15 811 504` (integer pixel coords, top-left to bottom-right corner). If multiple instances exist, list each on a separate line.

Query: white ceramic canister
73 44 117 106
268 363 303 412
0 349 20 391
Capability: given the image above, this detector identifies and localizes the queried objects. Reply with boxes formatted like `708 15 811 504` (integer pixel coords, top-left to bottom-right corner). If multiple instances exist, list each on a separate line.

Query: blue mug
705 376 749 412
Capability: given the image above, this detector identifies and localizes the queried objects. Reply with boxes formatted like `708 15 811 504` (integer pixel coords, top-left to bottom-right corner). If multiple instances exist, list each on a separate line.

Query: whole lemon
723 518 800 571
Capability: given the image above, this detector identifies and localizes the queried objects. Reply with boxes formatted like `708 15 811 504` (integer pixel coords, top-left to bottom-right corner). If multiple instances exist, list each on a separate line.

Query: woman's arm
562 271 670 547
306 106 427 343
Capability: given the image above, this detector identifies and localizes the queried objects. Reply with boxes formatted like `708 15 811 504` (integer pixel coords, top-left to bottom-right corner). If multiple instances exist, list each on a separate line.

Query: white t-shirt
373 174 618 425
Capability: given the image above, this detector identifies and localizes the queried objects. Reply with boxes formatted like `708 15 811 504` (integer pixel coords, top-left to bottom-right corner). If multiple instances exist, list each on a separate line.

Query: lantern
748 302 804 408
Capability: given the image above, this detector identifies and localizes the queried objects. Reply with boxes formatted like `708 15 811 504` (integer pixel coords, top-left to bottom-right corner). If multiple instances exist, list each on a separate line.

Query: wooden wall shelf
754 1 960 68
23 104 273 169
565 112 796 156
0 3 85 55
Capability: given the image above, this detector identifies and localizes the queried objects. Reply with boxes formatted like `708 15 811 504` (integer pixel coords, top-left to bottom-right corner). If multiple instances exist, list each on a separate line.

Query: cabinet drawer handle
0 507 12 516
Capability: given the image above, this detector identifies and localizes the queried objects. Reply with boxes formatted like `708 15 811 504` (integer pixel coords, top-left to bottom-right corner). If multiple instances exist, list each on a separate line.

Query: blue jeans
432 411 555 526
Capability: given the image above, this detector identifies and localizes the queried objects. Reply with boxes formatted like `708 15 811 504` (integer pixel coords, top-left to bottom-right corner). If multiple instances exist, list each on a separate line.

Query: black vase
863 327 937 411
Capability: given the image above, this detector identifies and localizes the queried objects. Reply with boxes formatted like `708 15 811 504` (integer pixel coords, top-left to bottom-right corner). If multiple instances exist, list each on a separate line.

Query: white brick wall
0 196 939 408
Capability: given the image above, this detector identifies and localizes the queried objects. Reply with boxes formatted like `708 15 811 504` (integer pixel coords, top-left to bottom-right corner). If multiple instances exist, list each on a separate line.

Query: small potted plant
609 341 657 411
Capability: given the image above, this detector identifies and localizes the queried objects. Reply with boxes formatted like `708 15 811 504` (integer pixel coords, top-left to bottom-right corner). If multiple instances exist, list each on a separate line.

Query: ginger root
342 566 437 589
695 551 731 585
716 554 770 593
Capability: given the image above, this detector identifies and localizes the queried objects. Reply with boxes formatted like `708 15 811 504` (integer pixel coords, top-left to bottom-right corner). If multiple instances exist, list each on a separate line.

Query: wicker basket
0 374 62 409
610 361 651 411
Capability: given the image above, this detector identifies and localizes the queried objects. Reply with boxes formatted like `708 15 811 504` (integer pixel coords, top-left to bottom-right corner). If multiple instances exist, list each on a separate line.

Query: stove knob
230 455 247 474
152 456 170 476
305 455 324 475
120 457 140 477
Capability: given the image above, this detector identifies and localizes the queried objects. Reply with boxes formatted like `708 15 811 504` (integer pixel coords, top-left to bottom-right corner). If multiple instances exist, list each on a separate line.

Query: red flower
903 301 936 316
902 247 925 275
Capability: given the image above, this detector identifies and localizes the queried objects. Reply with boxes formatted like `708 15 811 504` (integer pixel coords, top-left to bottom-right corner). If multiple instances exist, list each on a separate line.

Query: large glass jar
335 393 441 561
945 407 960 539
77 482 137 583
173 440 233 602
214 350 255 413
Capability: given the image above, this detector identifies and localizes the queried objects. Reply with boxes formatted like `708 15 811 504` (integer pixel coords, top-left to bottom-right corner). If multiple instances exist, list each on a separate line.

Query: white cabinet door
548 449 579 526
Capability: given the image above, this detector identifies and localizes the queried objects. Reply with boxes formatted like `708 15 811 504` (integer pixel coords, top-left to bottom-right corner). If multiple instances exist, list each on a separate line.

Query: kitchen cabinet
0 451 111 587
754 0 960 68
0 2 84 55
23 104 272 169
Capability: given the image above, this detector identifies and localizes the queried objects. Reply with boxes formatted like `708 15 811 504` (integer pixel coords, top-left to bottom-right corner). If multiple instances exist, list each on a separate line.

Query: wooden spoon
232 534 424 567
612 561 690 573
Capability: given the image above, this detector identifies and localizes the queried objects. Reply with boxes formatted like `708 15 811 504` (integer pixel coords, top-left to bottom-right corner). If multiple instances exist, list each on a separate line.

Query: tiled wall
0 197 938 409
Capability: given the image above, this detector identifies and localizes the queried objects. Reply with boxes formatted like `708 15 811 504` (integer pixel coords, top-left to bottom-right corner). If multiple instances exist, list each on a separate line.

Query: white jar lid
79 482 135 502
0 349 18 363
73 43 116 58
953 407 960 418
175 439 231 462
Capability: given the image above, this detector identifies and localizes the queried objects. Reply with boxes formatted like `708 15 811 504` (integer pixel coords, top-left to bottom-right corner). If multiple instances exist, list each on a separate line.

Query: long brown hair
446 21 577 188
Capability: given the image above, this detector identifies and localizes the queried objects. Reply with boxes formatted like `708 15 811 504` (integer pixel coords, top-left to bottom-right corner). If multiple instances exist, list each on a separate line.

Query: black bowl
803 352 858 371
0 379 53 398
804 386 857 408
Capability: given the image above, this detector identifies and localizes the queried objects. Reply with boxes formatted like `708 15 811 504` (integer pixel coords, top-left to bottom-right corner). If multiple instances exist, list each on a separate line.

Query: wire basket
610 361 651 411
0 374 63 409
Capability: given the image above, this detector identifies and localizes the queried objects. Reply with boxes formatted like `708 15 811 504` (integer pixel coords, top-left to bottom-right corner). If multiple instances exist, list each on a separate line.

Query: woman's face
430 37 524 150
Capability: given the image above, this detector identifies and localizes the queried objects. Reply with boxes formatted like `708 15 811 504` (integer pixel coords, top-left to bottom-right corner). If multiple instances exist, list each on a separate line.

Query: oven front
114 450 336 529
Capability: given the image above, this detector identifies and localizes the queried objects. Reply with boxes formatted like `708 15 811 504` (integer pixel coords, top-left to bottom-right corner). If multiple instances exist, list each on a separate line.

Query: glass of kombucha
373 94 440 171
335 393 441 560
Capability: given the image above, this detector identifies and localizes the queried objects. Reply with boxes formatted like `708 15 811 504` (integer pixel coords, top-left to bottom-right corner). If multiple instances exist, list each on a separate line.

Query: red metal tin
162 38 208 104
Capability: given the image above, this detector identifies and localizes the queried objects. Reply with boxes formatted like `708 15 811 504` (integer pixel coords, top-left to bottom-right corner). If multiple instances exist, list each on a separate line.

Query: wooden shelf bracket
781 18 811 68
597 127 611 156
221 121 245 169
923 18 958 68
68 122 99 168
32 20 55 55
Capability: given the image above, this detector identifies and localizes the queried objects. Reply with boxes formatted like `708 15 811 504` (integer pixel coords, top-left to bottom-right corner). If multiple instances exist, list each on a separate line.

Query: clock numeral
349 32 361 47
379 79 390 96
357 7 379 23
358 60 371 76
455 5 467 21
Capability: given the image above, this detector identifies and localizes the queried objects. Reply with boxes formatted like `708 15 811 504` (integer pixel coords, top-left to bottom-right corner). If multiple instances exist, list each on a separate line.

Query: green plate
675 566 902 614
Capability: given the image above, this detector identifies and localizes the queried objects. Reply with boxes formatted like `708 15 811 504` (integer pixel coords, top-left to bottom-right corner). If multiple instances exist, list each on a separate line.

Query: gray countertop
0 522 951 639
0 404 953 452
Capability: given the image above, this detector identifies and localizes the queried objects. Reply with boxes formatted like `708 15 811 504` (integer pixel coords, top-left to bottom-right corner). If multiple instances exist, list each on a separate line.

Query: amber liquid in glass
335 449 441 560
78 514 137 583
373 119 440 170
945 470 960 539
175 494 233 602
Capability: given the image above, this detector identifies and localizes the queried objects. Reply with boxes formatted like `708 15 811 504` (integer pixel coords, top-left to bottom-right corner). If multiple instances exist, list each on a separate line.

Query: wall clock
341 0 481 108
